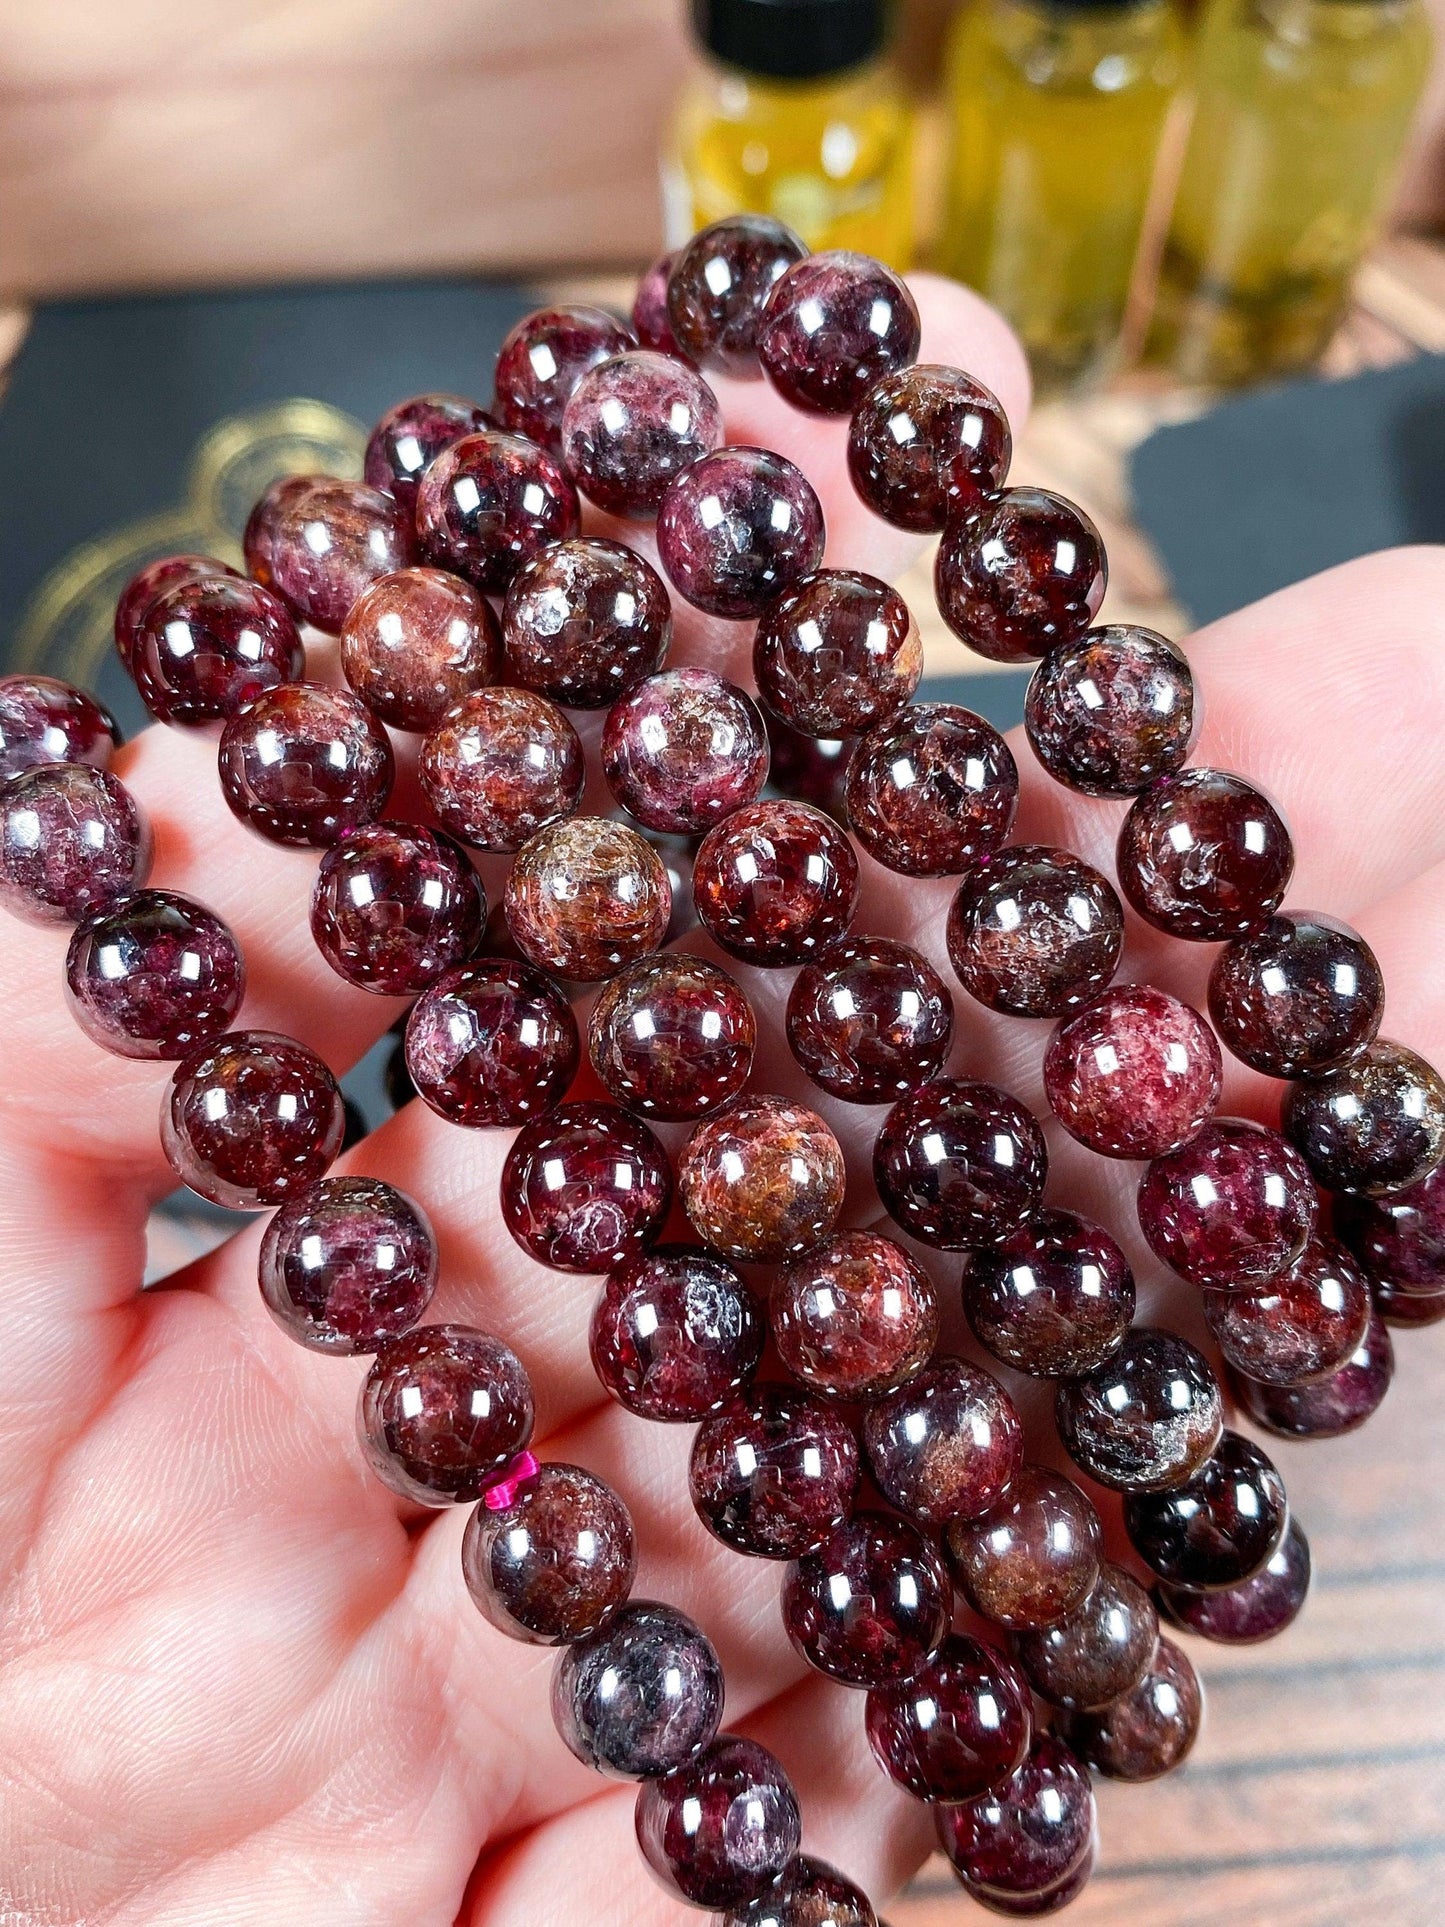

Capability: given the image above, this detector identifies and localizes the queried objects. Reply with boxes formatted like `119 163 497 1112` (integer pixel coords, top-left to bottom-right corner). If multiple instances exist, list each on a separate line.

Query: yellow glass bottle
667 0 915 268
1149 0 1432 385
940 0 1185 391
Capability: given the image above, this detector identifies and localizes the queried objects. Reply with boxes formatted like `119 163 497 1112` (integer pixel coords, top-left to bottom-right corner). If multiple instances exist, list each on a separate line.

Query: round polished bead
935 1735 1095 1906
786 936 954 1105
161 1031 345 1210
505 816 671 981
404 957 578 1127
1056 1327 1222 1493
680 1093 846 1262
1044 984 1222 1161
635 1735 801 1910
947 846 1124 1019
501 537 671 709
961 1209 1135 1378
1117 768 1294 941
754 569 922 739
666 215 809 376
847 364 1012 532
463 1461 635 1643
694 799 858 967
130 575 303 725
758 251 920 414
359 1324 532 1504
493 304 636 454
1024 627 1197 798
602 667 770 835
936 488 1106 664
718 1855 877 1927
1233 1306 1393 1439
501 1100 671 1274
258 1176 436 1354
415 430 580 593
218 683 393 847
1140 1117 1318 1291
1125 1430 1287 1591
657 447 825 619
873 1078 1048 1250
243 474 415 634
363 392 496 517
1209 912 1384 1079
1336 1159 1445 1295
1157 1516 1311 1644
590 1246 763 1421
866 1635 1031 1802
420 685 582 853
1284 1040 1445 1198
587 952 755 1120
689 1384 860 1558
561 350 723 516
844 702 1018 877
1373 1278 1445 1326
782 1511 952 1687
864 1357 1023 1528
114 553 239 673
1057 1636 1201 1782
773 1231 938 1401
1014 1563 1158 1710
633 250 690 358
953 1852 1095 1917
1203 1237 1371 1385
0 674 119 782
65 889 244 1058
946 1466 1101 1630
552 1600 723 1779
314 825 481 997
339 566 500 732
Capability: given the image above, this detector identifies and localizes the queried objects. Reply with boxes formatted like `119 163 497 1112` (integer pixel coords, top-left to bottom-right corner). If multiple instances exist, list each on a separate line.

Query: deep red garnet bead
243 473 416 634
1336 1158 1445 1296
363 392 497 516
848 363 1013 532
657 446 825 619
1138 1117 1317 1290
420 686 583 853
492 304 636 453
1157 1517 1311 1644
1125 1430 1288 1592
1203 1237 1371 1385
463 1461 636 1644
1014 1563 1159 1711
259 1176 437 1354
65 889 245 1058
757 250 921 413
1025 625 1198 797
1233 1305 1394 1439
0 674 119 781
633 249 689 358
634 1734 801 1909
505 817 671 981
1283 1040 1445 1197
602 668 770 835
782 1511 952 1687
587 952 755 1121
161 1030 345 1210
113 553 239 673
415 430 580 593
590 1247 764 1422
947 845 1124 1018
865 1635 1032 1802
961 1208 1135 1378
694 798 859 966
772 1230 938 1401
936 486 1107 664
689 1383 860 1559
843 701 1019 877
1209 911 1385 1079
310 822 485 995
0 765 152 926
946 1466 1102 1632
340 566 500 733
405 957 578 1127
1044 983 1223 1160
358 1324 533 1505
753 568 923 738
665 214 809 376
1057 1636 1202 1782
1056 1328 1222 1493
935 1735 1097 1910
1117 768 1294 940
679 1094 846 1262
560 349 723 517
218 683 394 847
786 935 954 1104
130 575 303 726
874 1077 1047 1249
501 1101 671 1274
501 537 672 709
863 1356 1024 1527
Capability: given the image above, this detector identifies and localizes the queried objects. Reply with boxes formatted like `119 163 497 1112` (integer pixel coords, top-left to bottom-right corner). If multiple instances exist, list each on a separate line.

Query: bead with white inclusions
492 303 637 454
462 1460 636 1645
258 1176 437 1355
865 1634 1032 1802
863 1356 1024 1529
1157 1516 1311 1644
1283 1039 1445 1198
847 363 1013 533
358 1324 533 1505
501 537 672 710
310 822 485 997
873 1077 1048 1250
1203 1237 1371 1386
753 569 923 739
0 673 119 781
587 952 756 1121
785 935 955 1104
1055 1327 1222 1494
962 1208 1135 1379
689 1383 861 1559
693 799 859 967
1013 1563 1159 1710
934 1734 1097 1914
782 1511 953 1687
160 1030 346 1211
946 845 1124 1019
1124 1430 1289 1592
665 214 809 377
657 446 825 620
505 817 671 982
1207 911 1385 1079
1137 1117 1318 1291
560 349 724 517
420 686 584 855
550 1600 724 1780
362 393 497 518
1056 1636 1202 1782
946 1465 1102 1631
935 486 1107 665
718 1855 879 1927
218 684 395 848
1024 626 1198 798
243 473 416 635
339 566 501 734
772 1230 939 1402
404 957 579 1128
679 1094 846 1264
1043 984 1223 1162
589 1246 764 1422
1117 768 1294 941
415 430 580 594
843 701 1019 877
500 1100 672 1275
601 668 770 836
634 1734 801 1910
1233 1305 1394 1440
65 888 245 1059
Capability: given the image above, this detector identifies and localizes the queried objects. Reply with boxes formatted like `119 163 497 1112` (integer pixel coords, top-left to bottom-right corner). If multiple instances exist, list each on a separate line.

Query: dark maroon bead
258 1176 436 1354
218 683 393 847
873 1077 1048 1250
844 702 1018 877
1203 1237 1371 1385
603 667 770 835
160 1030 345 1210
561 350 723 517
420 685 582 854
2 761 148 919
962 1208 1135 1378
501 1100 671 1273
359 1324 532 1505
848 364 1012 532
1044 984 1221 1160
587 952 755 1121
415 430 580 593
947 846 1123 1018
310 821 484 996
0 674 119 782
666 215 808 377
782 1511 952 1687
1014 1563 1158 1710
340 566 500 733
1284 1040 1445 1198
935 1735 1095 1904
954 1850 1095 1917
1157 1517 1311 1643
658 447 825 619
131 575 303 726
758 251 921 414
493 304 636 454
680 1093 846 1262
1336 1159 1445 1295
766 713 855 818
633 250 690 359
1138 1117 1317 1290
113 553 239 673
505 816 671 981
1056 1328 1222 1493
463 1461 635 1644
694 799 858 966
363 392 497 518
1025 626 1198 798
754 569 923 739
404 957 578 1127
501 537 671 709
772 1230 938 1401
635 1735 801 1909
867 1635 1031 1802
864 1357 1023 1528
65 889 244 1058
945 1466 1101 1630
1057 1636 1201 1782
1233 1305 1393 1439
690 1384 860 1559
553 1599 724 1779
591 1246 763 1421
786 936 954 1104
243 474 415 634
1209 912 1384 1079
1373 1278 1445 1326
1117 768 1294 941
719 1856 876 1927
936 487 1106 665
1125 1430 1287 1591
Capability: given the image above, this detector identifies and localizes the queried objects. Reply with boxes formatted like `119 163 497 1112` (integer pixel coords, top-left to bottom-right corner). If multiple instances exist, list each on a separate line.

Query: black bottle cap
691 0 887 81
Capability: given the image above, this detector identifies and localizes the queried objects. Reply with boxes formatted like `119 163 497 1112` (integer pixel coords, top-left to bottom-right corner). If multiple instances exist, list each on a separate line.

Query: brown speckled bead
463 1461 636 1644
865 1635 1032 1802
694 799 859 966
1233 1306 1393 1439
1138 1117 1318 1291
1117 768 1294 942
936 487 1106 664
758 251 921 413
588 952 755 1121
864 1356 1024 1528
1056 1328 1222 1493
493 304 637 454
946 1466 1101 1630
772 1230 939 1401
561 350 723 517
1203 1238 1371 1386
415 430 580 593
786 936 954 1104
1044 984 1222 1160
1057 1637 1202 1782
848 364 1012 532
666 215 809 376
1209 912 1385 1080
0 765 152 926
783 1512 952 1688
689 1383 860 1559
340 567 500 733
501 1101 672 1274
0 674 119 782
1014 1563 1158 1710
961 1208 1135 1379
679 1093 846 1263
420 686 583 854
1284 1040 1445 1198
363 392 496 517
1025 627 1198 798
505 817 671 981
244 473 416 634
844 702 1018 877
502 538 671 710
218 682 394 848
1157 1517 1311 1644
947 846 1123 1019
603 668 770 835
873 1078 1048 1250
161 1030 345 1211
754 569 922 739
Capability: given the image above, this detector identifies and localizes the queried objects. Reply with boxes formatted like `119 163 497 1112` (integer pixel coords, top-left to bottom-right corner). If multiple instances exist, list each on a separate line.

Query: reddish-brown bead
1138 1117 1318 1290
363 392 497 517
1117 768 1294 941
1336 1158 1445 1296
463 1461 636 1644
1056 1328 1222 1493
310 821 484 995
1044 984 1222 1160
1284 1040 1445 1198
694 798 859 966
1025 626 1198 798
1056 1637 1201 1782
259 1176 436 1354
130 574 303 726
561 350 723 517
864 1356 1024 1528
492 304 636 454
873 1078 1048 1250
588 951 755 1121
772 1230 939 1401
935 1735 1096 1906
360 1324 533 1505
420 685 582 853
844 701 1018 877
1125 1430 1288 1591
754 569 923 739
635 1735 801 1910
603 668 770 835
66 889 244 1058
502 537 672 709
415 430 580 593
1233 1306 1393 1439
689 1383 861 1558
590 1247 764 1421
666 215 809 376
936 487 1107 664
848 364 1012 531
947 846 1124 1018
340 566 500 732
680 1093 846 1262
758 251 921 413
0 674 119 782
113 553 239 673
501 1100 671 1274
657 447 825 619
1203 1237 1371 1385
782 1511 952 1687
0 765 152 927
1014 1563 1158 1710
946 1465 1102 1630
962 1208 1135 1378
866 1635 1032 1802
405 957 579 1127
505 816 671 981
243 473 415 634
160 1030 345 1210
786 935 954 1104
1209 911 1385 1079
218 683 394 847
